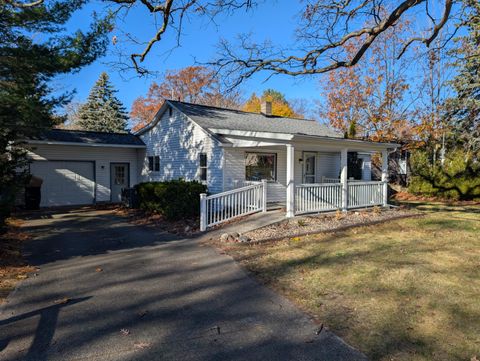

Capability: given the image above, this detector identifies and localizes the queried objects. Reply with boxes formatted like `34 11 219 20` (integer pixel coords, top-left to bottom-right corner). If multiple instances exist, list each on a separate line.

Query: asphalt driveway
0 209 366 360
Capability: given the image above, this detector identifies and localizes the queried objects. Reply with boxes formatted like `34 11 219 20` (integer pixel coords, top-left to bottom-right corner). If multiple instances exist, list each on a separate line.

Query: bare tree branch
5 0 44 8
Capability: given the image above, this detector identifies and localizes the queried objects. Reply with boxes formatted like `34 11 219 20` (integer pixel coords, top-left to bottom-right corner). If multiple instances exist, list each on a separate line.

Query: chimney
260 101 272 116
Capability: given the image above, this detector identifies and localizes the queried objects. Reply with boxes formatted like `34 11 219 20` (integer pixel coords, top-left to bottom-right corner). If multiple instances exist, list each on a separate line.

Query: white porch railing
296 183 342 214
200 181 266 231
347 181 384 208
295 181 385 215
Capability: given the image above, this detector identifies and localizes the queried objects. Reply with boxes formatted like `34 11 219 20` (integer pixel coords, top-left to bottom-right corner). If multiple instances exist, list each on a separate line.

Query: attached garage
26 130 146 207
30 161 95 207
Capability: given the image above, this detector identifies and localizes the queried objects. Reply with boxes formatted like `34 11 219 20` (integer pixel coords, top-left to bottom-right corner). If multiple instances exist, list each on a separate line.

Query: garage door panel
30 161 95 207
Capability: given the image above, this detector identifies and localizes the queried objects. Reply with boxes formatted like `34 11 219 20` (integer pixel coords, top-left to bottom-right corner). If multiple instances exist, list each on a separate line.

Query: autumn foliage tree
320 23 413 143
243 89 302 118
130 66 241 131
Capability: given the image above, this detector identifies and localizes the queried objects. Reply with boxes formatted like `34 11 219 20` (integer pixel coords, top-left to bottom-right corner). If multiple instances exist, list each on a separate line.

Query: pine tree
77 73 129 133
0 1 110 224
445 1 480 156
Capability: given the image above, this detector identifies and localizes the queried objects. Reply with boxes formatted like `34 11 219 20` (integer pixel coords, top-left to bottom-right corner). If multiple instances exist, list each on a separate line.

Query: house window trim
199 153 207 182
148 155 160 172
245 152 277 182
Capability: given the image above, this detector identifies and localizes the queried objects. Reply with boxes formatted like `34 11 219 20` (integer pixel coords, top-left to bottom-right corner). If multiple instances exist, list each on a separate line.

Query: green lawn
217 203 480 360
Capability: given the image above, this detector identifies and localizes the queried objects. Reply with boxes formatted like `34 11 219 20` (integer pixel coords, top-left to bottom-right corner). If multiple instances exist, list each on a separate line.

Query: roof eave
26 140 146 149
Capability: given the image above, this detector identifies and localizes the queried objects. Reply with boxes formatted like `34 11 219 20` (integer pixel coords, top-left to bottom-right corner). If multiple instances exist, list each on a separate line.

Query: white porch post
340 148 348 211
261 179 267 213
286 144 295 218
200 193 207 232
381 150 389 207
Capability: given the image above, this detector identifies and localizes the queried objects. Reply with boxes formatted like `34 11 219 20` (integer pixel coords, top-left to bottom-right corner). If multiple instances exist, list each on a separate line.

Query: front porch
200 136 395 231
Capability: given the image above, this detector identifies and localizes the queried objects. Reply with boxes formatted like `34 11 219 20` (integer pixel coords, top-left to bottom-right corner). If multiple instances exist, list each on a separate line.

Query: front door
304 152 316 183
110 163 129 202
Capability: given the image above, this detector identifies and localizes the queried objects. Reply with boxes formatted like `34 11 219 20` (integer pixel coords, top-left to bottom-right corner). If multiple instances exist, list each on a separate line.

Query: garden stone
227 234 236 242
238 235 250 243
220 233 230 242
231 232 240 239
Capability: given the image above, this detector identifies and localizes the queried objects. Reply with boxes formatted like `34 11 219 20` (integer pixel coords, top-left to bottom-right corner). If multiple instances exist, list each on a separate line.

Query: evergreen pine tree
445 1 480 156
77 73 129 133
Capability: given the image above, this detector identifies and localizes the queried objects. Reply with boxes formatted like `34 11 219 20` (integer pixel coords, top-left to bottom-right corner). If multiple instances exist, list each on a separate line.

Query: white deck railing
296 183 342 214
347 181 384 208
295 181 385 215
200 181 266 231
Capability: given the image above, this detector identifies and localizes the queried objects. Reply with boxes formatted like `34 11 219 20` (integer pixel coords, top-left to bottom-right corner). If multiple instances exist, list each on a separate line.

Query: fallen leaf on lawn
95 267 103 272
53 297 70 305
16 274 27 280
137 310 148 318
134 342 151 349
120 328 130 336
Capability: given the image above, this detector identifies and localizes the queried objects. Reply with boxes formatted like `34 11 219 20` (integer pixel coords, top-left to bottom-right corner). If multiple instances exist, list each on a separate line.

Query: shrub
408 149 480 200
135 180 207 220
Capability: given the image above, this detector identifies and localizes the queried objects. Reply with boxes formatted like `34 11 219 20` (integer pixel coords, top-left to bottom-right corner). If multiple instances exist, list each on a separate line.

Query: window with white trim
199 153 207 181
148 156 160 172
245 153 276 181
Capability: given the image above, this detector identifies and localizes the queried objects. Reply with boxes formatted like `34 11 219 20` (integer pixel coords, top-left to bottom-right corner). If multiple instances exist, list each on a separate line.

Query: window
148 156 160 172
245 153 276 181
199 153 207 181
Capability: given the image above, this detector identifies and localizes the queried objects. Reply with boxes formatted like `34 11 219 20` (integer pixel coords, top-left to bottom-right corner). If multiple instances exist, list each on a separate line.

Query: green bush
135 180 207 220
408 149 480 200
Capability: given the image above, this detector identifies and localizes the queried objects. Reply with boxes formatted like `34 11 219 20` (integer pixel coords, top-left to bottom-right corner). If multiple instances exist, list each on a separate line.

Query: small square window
148 156 160 172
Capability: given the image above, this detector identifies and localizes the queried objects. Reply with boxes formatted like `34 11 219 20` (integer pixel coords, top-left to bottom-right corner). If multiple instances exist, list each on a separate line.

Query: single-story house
26 99 398 227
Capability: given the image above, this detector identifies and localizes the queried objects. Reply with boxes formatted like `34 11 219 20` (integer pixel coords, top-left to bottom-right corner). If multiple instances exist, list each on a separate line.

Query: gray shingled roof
169 101 343 138
30 129 145 146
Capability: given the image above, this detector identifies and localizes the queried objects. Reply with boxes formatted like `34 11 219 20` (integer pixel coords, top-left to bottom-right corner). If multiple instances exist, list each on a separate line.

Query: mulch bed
0 218 35 304
244 207 420 243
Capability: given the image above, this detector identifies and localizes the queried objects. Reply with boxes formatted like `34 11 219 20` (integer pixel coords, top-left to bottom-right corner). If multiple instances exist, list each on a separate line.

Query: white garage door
30 161 95 207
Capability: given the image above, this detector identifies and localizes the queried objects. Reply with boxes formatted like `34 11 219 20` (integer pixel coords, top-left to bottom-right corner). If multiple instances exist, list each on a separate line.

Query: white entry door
303 152 316 183
30 161 95 207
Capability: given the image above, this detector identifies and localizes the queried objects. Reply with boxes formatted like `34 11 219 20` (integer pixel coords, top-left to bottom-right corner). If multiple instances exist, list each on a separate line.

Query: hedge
408 149 480 200
135 180 207 220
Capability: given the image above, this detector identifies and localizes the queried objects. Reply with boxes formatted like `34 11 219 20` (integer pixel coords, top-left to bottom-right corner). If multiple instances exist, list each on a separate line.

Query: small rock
231 232 240 239
238 235 250 243
184 225 191 233
227 234 236 242
220 233 229 242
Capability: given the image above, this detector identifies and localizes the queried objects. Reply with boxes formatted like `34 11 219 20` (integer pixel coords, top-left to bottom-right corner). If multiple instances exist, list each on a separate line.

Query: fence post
381 150 389 207
261 180 267 212
200 193 207 232
340 148 348 211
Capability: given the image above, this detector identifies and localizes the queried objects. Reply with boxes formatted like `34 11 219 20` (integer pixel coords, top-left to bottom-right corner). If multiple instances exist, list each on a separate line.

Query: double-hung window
199 153 207 181
245 153 276 181
148 156 160 172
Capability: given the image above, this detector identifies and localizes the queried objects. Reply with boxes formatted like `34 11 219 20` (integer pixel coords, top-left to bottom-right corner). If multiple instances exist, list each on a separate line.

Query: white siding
223 148 288 202
27 144 140 202
139 107 224 194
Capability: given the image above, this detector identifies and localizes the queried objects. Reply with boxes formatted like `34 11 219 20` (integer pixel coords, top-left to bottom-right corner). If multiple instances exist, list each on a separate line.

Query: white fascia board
134 101 169 135
218 138 288 148
26 140 146 149
208 128 294 141
292 135 399 151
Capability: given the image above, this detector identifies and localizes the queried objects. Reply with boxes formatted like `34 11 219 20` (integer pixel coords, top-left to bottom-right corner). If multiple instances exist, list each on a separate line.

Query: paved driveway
0 209 366 361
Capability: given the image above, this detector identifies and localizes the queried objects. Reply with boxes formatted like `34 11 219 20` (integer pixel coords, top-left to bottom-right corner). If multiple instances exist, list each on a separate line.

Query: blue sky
54 1 322 113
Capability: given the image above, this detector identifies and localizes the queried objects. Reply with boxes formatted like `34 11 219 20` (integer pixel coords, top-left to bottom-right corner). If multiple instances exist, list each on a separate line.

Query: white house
26 99 397 228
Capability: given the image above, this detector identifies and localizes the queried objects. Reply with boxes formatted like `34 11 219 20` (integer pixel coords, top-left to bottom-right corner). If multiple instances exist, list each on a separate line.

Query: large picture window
245 153 276 181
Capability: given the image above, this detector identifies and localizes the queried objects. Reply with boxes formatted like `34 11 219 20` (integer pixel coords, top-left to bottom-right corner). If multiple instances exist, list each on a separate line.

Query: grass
217 203 480 360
